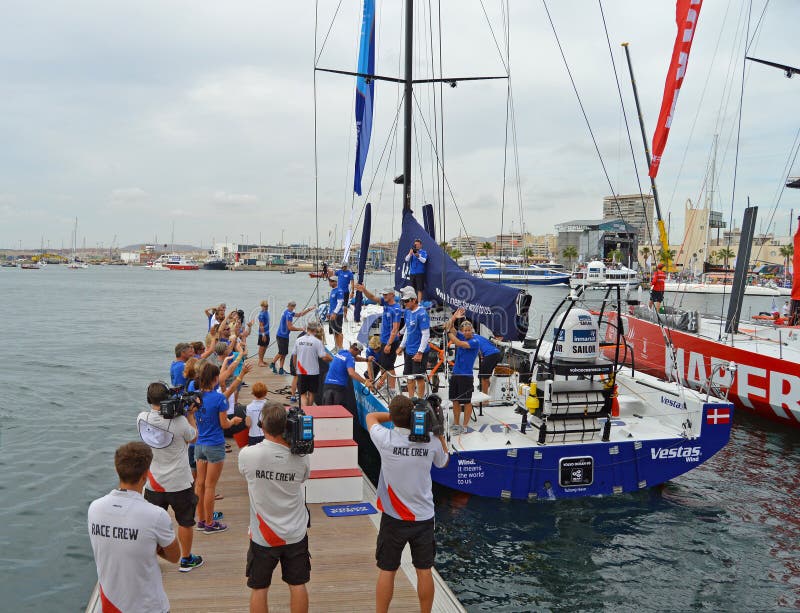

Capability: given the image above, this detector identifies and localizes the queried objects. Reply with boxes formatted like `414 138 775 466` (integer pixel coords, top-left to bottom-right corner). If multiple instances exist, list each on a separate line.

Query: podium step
310 439 358 471
305 405 354 441
306 468 364 504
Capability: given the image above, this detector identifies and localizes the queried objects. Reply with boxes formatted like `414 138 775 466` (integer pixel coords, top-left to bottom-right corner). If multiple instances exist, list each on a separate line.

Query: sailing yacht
68 218 89 269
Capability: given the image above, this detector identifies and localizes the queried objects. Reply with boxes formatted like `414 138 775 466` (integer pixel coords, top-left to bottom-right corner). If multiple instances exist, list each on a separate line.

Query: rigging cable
313 0 321 305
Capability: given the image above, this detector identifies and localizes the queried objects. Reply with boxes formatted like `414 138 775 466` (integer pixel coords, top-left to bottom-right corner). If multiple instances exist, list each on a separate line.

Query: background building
603 194 655 248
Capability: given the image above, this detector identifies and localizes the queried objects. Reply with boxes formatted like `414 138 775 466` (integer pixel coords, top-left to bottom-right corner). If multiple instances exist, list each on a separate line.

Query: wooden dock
89 363 463 612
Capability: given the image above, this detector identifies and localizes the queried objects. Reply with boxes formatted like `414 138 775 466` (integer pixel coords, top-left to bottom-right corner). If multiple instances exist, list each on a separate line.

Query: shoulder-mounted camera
409 395 444 442
160 388 202 419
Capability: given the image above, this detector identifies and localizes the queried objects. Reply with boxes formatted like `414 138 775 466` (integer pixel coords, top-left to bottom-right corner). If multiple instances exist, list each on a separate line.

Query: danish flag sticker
706 407 731 425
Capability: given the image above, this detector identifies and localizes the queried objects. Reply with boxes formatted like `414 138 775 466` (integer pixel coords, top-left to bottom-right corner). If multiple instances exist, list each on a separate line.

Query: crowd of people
88 255 505 612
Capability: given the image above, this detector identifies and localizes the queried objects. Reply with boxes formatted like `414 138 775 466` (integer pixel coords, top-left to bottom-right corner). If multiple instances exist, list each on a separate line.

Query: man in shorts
271 301 314 375
326 276 346 350
396 286 430 398
291 322 332 406
137 382 204 571
238 403 312 613
88 442 180 612
354 283 402 392
366 396 449 613
329 260 355 318
321 342 375 407
649 262 666 312
445 308 480 434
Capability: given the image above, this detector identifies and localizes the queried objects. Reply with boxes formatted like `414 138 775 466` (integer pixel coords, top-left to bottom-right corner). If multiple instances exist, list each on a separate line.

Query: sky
1 1 797 251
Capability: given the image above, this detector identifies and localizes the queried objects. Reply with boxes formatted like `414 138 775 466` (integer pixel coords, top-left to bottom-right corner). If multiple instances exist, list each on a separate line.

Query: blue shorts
194 443 227 464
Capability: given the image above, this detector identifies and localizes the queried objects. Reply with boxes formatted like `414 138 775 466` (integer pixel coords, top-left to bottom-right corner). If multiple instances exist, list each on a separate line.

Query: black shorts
298 374 319 395
257 334 270 348
376 514 435 571
650 289 664 302
410 274 426 293
478 352 502 380
448 375 474 402
289 354 297 377
246 535 311 588
342 291 350 307
379 341 400 371
144 486 198 528
403 353 428 376
321 384 347 407
329 313 343 335
277 336 290 356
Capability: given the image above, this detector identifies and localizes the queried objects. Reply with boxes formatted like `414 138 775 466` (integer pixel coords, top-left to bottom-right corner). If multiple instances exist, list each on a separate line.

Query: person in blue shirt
270 301 314 375
404 238 428 303
256 300 271 367
355 283 402 392
445 308 480 434
170 343 194 388
329 261 355 317
396 286 430 398
321 342 374 407
327 277 346 350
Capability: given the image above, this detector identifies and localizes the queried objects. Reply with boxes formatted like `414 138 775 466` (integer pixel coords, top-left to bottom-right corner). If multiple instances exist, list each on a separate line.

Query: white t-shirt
88 489 175 613
292 335 327 376
369 424 448 522
137 411 196 492
246 399 267 438
238 440 311 547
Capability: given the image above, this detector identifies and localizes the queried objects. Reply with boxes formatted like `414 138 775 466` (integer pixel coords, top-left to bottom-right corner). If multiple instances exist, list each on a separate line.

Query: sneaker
213 511 224 520
289 395 297 402
203 520 228 534
270 363 277 374
450 424 463 435
195 520 207 531
179 554 204 572
279 368 287 375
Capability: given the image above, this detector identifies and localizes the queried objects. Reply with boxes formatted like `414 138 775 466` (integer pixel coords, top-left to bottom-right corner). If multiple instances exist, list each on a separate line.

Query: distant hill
120 243 200 252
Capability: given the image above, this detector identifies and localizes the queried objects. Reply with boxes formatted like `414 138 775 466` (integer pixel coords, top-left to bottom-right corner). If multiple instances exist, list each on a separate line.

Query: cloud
212 191 258 207
110 188 149 207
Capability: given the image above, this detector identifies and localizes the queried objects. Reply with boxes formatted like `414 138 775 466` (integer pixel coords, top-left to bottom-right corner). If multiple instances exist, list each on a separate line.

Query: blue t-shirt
196 390 228 446
474 334 500 357
257 310 270 336
325 349 355 386
329 287 345 315
379 299 402 344
336 269 354 291
366 346 379 362
277 309 294 338
170 361 186 388
409 249 427 275
187 380 197 392
453 332 480 376
403 307 430 355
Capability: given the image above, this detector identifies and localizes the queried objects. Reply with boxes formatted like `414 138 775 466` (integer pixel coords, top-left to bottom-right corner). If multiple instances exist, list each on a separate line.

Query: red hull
309 272 326 278
164 264 199 270
610 314 800 429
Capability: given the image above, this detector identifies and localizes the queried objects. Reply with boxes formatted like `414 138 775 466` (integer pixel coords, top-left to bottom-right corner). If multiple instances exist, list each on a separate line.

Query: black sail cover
394 211 531 341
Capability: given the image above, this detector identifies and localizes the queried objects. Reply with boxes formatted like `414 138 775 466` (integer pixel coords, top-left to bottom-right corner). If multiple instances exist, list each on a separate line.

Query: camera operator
137 382 204 572
88 442 180 613
238 402 312 613
366 396 449 613
404 238 428 303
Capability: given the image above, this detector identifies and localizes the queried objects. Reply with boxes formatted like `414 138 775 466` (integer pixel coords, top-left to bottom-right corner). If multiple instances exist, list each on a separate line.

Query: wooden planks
159 363 430 612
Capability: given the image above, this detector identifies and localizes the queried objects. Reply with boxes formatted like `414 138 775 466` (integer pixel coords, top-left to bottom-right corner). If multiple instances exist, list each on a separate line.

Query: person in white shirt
88 442 180 613
238 403 312 613
244 381 269 445
291 322 333 406
137 382 203 572
366 396 449 613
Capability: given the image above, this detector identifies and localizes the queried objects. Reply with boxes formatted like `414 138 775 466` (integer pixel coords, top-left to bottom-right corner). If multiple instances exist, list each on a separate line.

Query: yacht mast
402 0 413 213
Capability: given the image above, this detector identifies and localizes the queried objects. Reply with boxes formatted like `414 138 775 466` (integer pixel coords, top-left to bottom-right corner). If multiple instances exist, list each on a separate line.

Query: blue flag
353 0 375 196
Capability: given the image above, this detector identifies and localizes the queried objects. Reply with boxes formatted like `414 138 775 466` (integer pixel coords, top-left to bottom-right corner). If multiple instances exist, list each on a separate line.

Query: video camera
409 395 444 443
159 388 202 419
284 406 314 455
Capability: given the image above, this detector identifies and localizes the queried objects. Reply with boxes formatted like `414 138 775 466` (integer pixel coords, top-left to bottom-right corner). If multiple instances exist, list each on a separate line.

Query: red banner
649 0 703 178
791 217 800 302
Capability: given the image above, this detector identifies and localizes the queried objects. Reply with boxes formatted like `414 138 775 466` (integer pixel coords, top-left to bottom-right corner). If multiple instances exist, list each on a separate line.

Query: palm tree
480 241 493 257
523 248 534 264
607 249 623 264
779 244 793 275
717 247 736 269
640 246 651 264
562 245 578 270
658 248 675 266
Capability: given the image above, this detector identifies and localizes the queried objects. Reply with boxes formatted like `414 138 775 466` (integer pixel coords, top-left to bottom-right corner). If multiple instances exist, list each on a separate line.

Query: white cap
381 287 395 295
350 341 364 352
399 286 416 301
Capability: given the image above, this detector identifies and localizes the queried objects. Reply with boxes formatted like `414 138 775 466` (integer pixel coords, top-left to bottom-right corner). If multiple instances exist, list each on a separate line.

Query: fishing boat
316 0 732 500
202 249 228 270
570 260 641 290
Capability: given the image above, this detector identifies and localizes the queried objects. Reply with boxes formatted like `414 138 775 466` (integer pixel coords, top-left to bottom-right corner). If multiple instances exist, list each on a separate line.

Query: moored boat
202 250 228 270
570 260 641 289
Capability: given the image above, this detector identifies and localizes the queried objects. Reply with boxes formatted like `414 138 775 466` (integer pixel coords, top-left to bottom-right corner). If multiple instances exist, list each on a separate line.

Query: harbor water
0 267 798 611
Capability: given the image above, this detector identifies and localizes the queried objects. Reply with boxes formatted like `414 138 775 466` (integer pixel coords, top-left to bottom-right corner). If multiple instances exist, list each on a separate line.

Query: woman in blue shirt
194 362 248 533
446 308 480 434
